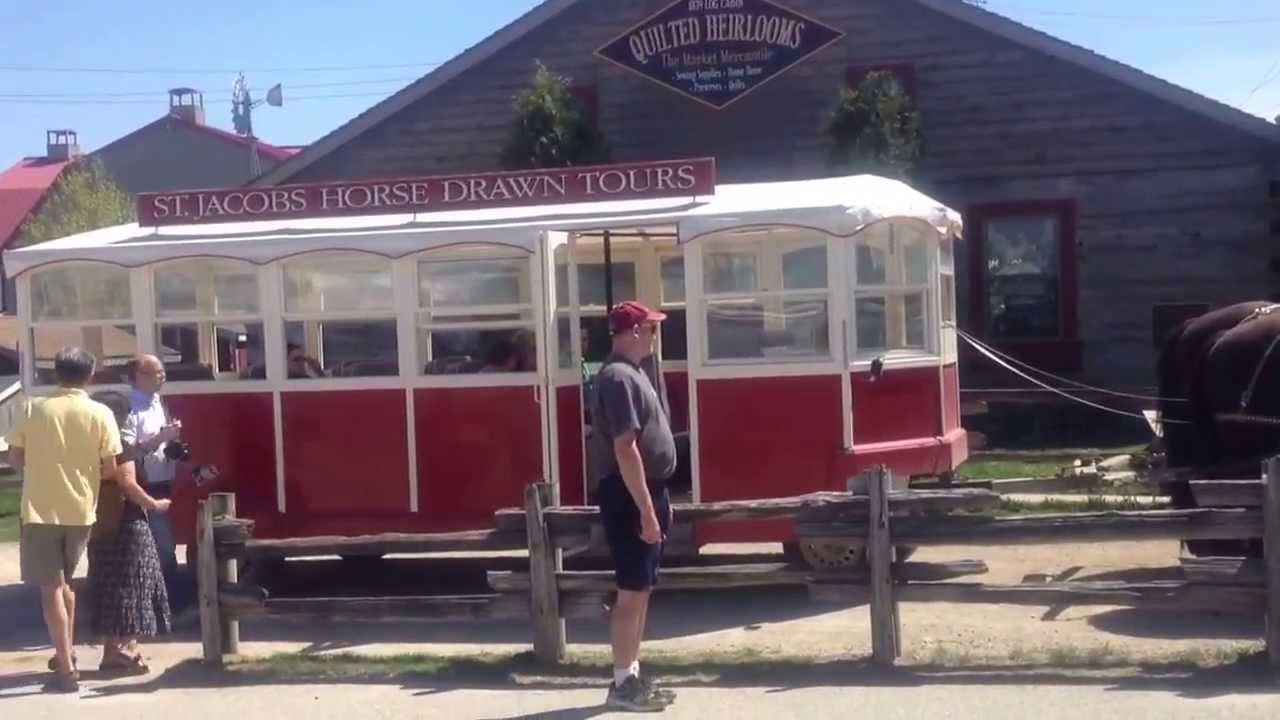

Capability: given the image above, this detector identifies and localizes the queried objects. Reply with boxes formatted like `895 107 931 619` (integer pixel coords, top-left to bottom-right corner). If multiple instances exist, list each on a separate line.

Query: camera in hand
164 439 192 462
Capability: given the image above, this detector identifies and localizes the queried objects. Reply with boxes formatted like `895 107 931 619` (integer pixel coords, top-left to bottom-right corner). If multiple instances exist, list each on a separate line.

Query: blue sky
1 0 1278 165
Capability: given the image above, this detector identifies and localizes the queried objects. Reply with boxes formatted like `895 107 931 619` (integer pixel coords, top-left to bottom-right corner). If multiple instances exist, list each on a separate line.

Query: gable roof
0 157 71 251
91 113 298 164
253 0 1280 187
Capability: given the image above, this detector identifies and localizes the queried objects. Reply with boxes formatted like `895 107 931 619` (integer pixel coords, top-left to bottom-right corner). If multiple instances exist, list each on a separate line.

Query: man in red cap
588 300 678 711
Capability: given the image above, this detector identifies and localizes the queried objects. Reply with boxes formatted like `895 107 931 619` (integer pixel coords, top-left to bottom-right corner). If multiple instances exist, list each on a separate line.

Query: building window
569 84 600 127
281 252 398 378
701 230 831 363
851 222 932 359
29 263 135 384
418 250 536 375
967 201 1080 369
153 259 264 381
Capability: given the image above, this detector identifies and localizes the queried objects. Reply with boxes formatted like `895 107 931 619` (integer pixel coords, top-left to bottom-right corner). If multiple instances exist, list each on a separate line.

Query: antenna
231 72 284 178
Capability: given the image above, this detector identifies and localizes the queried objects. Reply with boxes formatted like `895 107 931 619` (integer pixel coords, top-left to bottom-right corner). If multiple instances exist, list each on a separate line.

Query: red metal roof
0 157 71 250
177 118 298 162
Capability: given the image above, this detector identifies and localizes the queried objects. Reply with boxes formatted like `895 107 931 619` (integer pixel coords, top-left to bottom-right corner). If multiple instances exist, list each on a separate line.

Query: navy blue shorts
597 475 671 592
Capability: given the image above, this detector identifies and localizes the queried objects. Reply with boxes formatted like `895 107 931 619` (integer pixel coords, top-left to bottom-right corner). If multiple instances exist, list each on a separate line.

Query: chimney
168 87 205 125
46 130 81 161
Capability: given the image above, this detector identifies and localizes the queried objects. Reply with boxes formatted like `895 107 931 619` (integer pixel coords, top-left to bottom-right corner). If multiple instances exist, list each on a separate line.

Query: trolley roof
3 173 961 277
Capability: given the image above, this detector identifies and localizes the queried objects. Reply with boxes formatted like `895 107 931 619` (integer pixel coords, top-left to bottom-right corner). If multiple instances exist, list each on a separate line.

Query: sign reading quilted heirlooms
596 0 845 109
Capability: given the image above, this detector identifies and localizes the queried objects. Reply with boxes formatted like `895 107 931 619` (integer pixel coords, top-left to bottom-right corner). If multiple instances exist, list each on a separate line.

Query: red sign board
136 158 717 227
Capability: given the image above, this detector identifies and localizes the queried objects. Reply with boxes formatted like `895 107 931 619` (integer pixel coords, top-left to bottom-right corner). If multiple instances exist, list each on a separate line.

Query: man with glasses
122 354 185 607
587 301 678 712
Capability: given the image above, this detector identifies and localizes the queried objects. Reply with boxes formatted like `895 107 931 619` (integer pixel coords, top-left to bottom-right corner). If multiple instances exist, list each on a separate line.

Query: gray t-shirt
587 355 677 484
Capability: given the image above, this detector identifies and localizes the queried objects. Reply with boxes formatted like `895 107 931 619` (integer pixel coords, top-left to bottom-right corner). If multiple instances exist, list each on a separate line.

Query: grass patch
0 486 19 543
982 495 1170 515
235 647 826 683
957 454 1076 480
910 641 1262 670
236 642 1263 684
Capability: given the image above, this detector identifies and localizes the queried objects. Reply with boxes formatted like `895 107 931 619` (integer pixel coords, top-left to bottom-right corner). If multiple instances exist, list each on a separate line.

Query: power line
0 77 419 100
0 61 445 75
1244 57 1280 104
0 91 398 106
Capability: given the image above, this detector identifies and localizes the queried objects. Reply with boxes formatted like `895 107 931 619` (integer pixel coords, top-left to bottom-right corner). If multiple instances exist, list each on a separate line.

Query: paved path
2 670 1279 719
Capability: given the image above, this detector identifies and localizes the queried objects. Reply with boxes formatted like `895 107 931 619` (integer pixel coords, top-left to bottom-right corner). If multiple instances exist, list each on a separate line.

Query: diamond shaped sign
596 0 845 110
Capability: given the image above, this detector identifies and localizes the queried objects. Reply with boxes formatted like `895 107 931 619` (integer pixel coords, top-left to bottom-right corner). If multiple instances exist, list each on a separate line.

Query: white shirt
122 389 177 486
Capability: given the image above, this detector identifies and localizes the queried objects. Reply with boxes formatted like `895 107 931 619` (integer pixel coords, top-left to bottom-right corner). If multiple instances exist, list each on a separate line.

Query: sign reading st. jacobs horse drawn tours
135 158 717 226
596 0 845 110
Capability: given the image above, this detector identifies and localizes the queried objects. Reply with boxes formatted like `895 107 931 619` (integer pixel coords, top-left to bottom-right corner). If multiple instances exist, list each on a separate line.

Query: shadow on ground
13 649 1269 709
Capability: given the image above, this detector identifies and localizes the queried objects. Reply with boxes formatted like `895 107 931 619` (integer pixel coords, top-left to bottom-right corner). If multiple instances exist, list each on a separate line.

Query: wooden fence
198 458 1280 678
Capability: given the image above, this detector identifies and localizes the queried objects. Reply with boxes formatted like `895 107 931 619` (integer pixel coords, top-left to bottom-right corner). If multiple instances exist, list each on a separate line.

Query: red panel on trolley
851 365 942 444
415 386 543 531
282 390 409 517
555 385 586 506
942 362 961 432
165 392 277 544
663 370 690 433
694 374 842 544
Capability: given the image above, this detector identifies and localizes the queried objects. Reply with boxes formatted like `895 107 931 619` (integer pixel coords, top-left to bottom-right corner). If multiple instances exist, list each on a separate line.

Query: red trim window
966 200 1081 371
845 64 917 98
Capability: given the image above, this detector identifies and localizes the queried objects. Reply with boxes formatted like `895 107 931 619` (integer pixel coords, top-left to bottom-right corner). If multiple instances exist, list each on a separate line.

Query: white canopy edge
3 174 962 277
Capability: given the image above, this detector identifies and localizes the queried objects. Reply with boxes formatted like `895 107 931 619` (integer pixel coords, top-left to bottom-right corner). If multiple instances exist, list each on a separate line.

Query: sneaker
639 675 676 704
606 675 667 712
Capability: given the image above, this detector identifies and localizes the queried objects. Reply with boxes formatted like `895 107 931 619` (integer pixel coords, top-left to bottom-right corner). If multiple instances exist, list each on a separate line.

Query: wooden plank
493 488 1000 534
212 518 255 546
207 493 240 657
1180 557 1265 586
196 499 223 666
867 466 900 666
796 508 1263 546
1191 480 1263 508
224 594 528 621
812 581 1265 614
244 528 527 559
526 483 566 663
1265 456 1280 678
486 560 988 593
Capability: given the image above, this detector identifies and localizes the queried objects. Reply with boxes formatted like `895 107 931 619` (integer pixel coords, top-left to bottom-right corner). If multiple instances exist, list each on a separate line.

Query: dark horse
1156 301 1280 555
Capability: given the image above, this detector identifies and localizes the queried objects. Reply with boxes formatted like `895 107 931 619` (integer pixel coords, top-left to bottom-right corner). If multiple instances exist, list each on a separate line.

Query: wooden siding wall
93 118 285 196
287 0 1280 388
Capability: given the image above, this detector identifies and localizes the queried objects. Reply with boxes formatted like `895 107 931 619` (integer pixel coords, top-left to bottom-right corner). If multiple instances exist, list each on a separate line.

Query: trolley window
418 250 536 375
852 222 933 359
281 253 398 378
29 263 136 385
153 259 264 381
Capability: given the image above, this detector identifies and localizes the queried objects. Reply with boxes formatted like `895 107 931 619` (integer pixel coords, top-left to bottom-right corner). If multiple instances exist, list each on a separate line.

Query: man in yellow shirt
7 347 122 693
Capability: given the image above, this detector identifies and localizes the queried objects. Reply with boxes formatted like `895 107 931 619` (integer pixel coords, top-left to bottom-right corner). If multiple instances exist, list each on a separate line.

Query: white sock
614 666 635 685
631 660 640 678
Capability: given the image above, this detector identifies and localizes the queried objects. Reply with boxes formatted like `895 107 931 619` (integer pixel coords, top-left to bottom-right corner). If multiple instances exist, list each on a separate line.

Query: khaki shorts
20 523 91 587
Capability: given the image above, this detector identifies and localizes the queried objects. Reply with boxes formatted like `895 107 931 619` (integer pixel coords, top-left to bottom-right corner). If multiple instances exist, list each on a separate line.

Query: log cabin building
250 0 1280 443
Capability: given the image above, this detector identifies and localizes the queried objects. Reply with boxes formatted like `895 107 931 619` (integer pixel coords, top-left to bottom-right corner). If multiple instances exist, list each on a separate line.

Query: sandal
99 651 150 676
46 653 78 678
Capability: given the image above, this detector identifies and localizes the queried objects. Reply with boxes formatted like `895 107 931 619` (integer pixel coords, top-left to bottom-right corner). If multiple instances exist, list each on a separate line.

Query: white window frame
414 246 540 387
278 251 402 387
849 221 940 368
26 262 138 388
696 229 838 372
150 258 268 386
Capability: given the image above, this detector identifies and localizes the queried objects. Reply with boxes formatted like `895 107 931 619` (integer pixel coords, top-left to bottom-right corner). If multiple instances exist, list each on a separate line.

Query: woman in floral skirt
87 391 173 674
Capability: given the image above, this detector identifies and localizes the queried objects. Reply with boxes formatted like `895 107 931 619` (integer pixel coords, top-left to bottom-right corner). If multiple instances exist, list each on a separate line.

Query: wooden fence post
868 465 901 666
196 498 223 666
526 482 566 663
1265 456 1280 678
207 492 240 657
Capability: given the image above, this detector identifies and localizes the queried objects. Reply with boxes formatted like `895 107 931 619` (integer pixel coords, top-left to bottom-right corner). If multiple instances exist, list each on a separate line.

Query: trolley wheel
783 541 918 569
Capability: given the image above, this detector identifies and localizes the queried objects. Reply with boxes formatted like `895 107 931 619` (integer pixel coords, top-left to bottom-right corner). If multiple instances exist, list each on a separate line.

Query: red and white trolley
4 158 966 555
